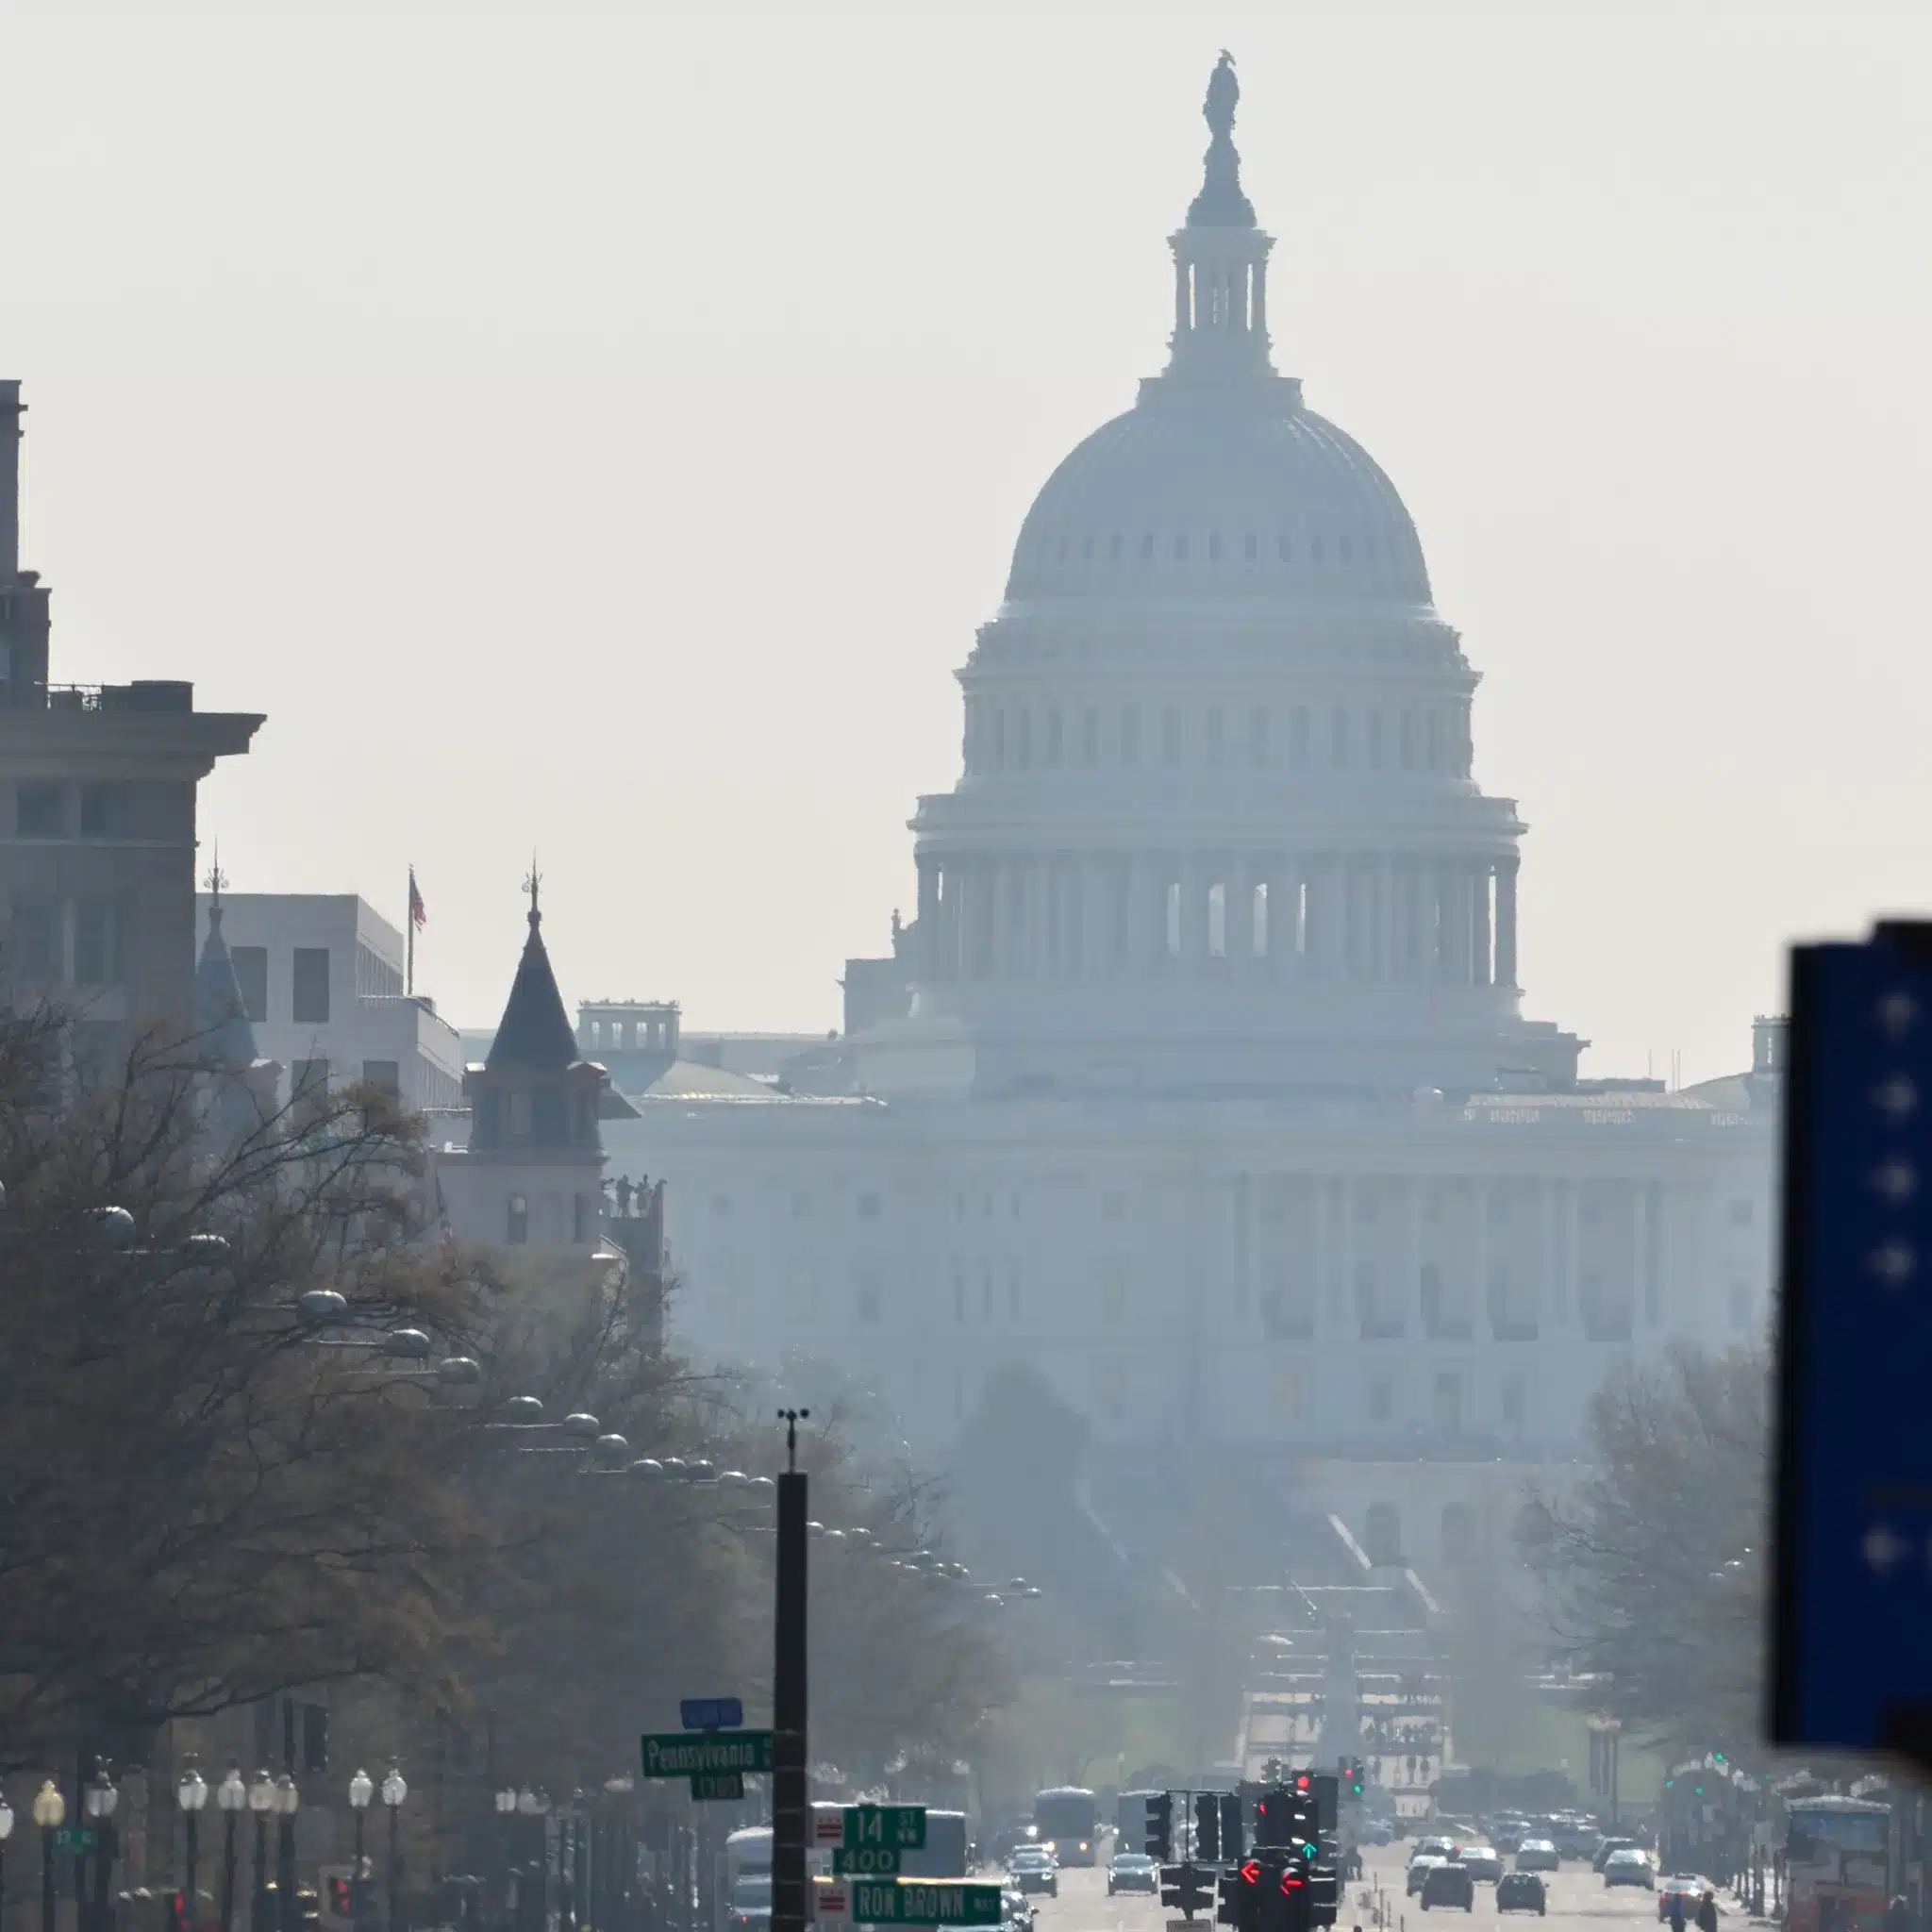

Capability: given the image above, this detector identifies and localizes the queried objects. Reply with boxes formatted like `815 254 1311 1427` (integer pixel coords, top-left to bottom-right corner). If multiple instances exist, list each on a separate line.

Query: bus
723 1826 773 1932
1784 1796 1890 1932
1033 1789 1101 1867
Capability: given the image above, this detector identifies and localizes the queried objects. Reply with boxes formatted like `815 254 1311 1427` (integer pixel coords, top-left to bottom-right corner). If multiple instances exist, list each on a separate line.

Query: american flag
408 867 426 929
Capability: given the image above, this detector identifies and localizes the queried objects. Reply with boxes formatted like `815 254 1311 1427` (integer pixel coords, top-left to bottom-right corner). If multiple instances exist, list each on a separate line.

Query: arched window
1365 1503 1401 1566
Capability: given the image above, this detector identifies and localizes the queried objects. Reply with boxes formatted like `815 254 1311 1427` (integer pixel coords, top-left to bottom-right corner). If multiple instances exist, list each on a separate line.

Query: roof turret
486 868 579 1071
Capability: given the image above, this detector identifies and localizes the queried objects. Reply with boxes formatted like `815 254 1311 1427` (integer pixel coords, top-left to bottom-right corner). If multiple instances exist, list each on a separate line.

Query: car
1421 1863 1476 1912
1657 1876 1718 1922
1363 1819 1395 1846
1515 1841 1558 1874
1606 1851 1656 1891
1457 1846 1504 1884
1417 1838 1457 1862
1492 1825 1526 1855
1593 1838 1640 1873
1108 1854 1159 1897
1408 1858 1446 1898
1495 1874 1547 1916
1008 1850 1058 1899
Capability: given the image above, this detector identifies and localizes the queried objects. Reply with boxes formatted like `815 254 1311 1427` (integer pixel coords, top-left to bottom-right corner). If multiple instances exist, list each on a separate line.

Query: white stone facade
194 892 464 1111
600 71 1779 1540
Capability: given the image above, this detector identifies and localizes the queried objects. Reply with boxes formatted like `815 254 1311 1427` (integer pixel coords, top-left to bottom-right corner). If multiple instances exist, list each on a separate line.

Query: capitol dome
1003 399 1432 605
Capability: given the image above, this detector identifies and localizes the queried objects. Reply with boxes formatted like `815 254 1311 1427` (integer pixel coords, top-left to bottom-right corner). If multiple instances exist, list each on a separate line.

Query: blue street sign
680 1697 744 1732
1774 924 1932 1760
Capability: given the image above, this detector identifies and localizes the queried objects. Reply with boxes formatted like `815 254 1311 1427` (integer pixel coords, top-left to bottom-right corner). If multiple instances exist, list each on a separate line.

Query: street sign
681 1697 744 1731
691 1773 745 1803
846 1882 1000 1926
844 1805 926 1851
641 1730 774 1778
833 1848 902 1877
51 1829 96 1856
1773 924 1932 1766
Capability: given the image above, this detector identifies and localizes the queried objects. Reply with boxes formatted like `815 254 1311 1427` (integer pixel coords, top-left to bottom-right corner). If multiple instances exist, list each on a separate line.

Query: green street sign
833 1848 902 1876
848 1882 1000 1926
690 1773 744 1802
52 1830 97 1855
641 1730 774 1778
843 1805 926 1851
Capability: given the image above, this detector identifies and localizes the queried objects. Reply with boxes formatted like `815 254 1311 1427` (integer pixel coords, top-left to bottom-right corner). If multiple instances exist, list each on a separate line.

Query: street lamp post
492 1790 516 1932
35 1781 66 1932
179 1768 208 1921
247 1773 275 1932
83 1768 119 1932
1 1785 16 1932
274 1778 299 1932
348 1774 374 1932
216 1773 246 1932
379 1771 407 1932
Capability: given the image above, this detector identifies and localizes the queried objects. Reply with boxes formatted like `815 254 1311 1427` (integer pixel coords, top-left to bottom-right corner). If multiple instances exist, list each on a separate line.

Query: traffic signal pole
772 1411 810 1932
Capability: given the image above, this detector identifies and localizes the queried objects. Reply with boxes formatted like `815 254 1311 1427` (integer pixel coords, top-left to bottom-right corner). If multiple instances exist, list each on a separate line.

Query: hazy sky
4 1 1928 1081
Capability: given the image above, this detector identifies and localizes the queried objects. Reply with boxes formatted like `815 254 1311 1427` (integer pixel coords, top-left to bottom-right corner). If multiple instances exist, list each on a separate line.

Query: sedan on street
1456 1846 1504 1884
1108 1855 1159 1897
1606 1851 1656 1891
1008 1851 1058 1899
1516 1842 1560 1874
1421 1863 1476 1912
1495 1874 1547 1916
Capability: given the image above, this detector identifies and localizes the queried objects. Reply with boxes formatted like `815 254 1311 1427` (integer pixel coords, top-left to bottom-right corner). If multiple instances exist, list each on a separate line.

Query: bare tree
1520 1344 1768 1754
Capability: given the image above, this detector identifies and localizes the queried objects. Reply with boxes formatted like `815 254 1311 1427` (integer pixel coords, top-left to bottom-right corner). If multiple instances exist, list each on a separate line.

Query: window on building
1015 708 1032 769
1433 1370 1463 1436
1426 710 1441 770
1082 707 1100 765
1162 707 1182 766
1502 1375 1527 1428
1330 708 1350 768
360 1059 401 1097
1400 710 1415 770
952 1271 966 1324
1248 706 1268 766
507 1090 531 1138
507 1194 529 1245
78 783 130 839
856 1276 882 1324
291 947 330 1024
1207 881 1226 958
1046 708 1063 766
1367 710 1385 770
532 1087 566 1145
1290 707 1309 768
15 783 61 838
231 945 268 1022
1121 705 1140 766
1205 707 1224 766
8 893 58 979
858 1192 882 1221
1165 879 1181 957
1274 1366 1301 1418
74 900 124 985
292 1058 329 1099
1368 1377 1394 1424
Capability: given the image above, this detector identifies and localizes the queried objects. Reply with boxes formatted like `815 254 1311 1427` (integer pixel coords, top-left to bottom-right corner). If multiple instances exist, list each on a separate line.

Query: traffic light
1219 1793 1245 1863
1341 1758 1364 1799
1195 1792 1223 1864
1254 1786 1316 1850
1145 1793 1174 1861
1163 1864 1217 1920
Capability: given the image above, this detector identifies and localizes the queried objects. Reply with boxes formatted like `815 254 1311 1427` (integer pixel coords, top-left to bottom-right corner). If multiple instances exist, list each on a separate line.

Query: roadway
1021 1844 1674 1932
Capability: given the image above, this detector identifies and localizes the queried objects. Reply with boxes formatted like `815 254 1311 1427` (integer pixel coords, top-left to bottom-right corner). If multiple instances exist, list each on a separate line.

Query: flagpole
406 868 414 998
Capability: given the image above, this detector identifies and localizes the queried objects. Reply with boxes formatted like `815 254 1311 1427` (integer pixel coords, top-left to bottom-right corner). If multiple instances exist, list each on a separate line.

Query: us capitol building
596 58 1778 1566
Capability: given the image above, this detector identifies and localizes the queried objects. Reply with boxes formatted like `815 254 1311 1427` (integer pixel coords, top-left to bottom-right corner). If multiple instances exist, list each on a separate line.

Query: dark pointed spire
486 863 577 1070
1187 51 1256 229
195 847 260 1069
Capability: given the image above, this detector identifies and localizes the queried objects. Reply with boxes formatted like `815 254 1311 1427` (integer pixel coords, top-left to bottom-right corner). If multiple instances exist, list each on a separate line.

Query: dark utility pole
771 1409 810 1932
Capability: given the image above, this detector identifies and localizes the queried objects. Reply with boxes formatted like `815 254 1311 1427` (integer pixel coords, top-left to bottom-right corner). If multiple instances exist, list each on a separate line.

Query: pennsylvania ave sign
640 1731 774 1778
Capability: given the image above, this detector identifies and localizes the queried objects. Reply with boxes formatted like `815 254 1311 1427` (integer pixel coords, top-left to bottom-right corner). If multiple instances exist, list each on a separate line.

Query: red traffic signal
1280 1872 1306 1893
1240 1861 1261 1887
